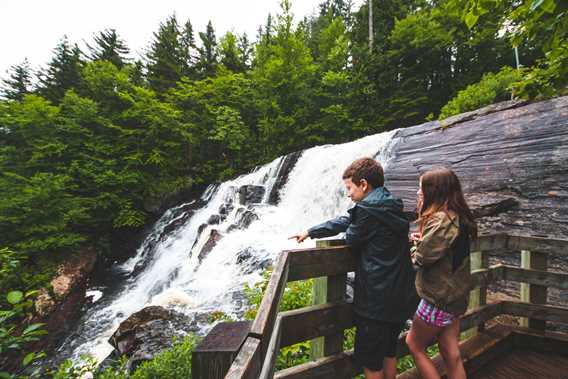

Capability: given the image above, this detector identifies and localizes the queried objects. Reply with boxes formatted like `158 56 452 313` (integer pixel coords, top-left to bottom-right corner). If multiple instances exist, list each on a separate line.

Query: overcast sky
0 0 362 78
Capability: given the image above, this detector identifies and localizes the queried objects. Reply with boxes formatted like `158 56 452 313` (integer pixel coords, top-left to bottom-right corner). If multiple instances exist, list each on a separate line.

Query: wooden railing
215 233 568 379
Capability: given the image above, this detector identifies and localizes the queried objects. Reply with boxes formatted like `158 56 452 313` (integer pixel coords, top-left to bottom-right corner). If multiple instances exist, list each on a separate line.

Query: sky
0 0 362 78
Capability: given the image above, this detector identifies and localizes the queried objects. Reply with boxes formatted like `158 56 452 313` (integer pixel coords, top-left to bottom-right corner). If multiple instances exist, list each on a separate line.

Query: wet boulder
227 207 260 232
237 185 265 205
107 306 194 372
268 150 303 205
236 248 271 274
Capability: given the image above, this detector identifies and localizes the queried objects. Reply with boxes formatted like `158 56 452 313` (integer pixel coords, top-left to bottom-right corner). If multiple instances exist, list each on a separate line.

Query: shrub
439 66 522 119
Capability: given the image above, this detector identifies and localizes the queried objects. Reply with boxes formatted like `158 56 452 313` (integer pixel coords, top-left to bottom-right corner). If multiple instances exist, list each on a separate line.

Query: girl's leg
405 317 441 379
382 357 396 379
437 319 466 379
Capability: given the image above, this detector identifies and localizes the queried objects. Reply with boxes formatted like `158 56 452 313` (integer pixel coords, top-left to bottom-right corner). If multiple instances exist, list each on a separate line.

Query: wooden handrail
222 233 568 379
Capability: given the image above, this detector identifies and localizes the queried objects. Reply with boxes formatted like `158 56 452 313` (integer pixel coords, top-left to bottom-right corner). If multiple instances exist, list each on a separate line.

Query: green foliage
440 66 523 119
55 335 198 379
1 59 32 101
454 0 567 98
0 251 46 377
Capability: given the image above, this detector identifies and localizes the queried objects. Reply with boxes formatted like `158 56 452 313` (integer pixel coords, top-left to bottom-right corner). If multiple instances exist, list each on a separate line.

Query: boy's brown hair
342 157 384 188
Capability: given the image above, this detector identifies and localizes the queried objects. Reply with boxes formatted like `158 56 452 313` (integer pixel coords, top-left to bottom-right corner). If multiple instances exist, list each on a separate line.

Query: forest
0 0 566 377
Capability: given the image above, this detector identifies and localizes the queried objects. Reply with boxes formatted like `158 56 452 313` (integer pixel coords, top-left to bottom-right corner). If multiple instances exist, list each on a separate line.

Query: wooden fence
192 233 568 379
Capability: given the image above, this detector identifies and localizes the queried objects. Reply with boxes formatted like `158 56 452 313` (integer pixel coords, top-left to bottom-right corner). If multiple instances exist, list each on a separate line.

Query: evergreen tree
1 59 33 101
180 19 197 78
129 59 146 87
219 32 243 72
146 14 184 94
197 21 218 77
37 36 84 104
87 29 130 68
238 33 253 71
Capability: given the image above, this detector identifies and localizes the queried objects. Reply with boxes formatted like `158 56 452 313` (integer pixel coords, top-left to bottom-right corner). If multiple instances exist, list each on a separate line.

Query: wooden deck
471 349 568 379
191 234 568 379
398 324 568 379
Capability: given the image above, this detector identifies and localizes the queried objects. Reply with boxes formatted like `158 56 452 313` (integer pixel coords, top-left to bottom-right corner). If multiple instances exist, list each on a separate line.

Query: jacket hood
355 187 409 235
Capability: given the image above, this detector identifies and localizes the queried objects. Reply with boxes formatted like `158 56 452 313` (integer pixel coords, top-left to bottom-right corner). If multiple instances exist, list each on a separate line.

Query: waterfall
58 130 397 363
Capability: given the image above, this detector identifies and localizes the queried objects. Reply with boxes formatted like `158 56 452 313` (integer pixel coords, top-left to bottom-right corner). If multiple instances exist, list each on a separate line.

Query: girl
406 168 477 379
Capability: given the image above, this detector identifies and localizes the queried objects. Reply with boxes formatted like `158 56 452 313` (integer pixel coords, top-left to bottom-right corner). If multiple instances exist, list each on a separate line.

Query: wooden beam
286 246 354 282
274 351 357 379
466 251 490 336
460 302 504 332
471 234 508 252
250 251 290 358
470 264 504 288
259 316 283 379
502 301 568 324
520 250 547 330
502 265 568 289
508 235 568 255
225 337 262 379
280 302 353 348
192 321 251 379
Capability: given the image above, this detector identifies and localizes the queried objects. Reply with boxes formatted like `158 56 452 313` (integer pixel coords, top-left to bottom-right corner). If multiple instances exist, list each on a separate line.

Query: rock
35 288 56 317
107 306 194 372
237 185 265 205
196 229 223 263
207 214 222 225
268 150 303 205
160 211 193 241
384 96 568 238
235 248 271 274
31 248 98 353
227 207 260 232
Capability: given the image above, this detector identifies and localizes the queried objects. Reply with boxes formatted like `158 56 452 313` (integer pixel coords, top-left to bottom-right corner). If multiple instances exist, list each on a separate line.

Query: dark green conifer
87 29 130 68
146 14 184 93
37 36 84 104
197 21 218 77
1 59 33 100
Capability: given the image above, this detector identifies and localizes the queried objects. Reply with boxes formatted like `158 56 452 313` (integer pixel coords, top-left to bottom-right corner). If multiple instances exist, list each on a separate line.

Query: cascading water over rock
55 131 397 364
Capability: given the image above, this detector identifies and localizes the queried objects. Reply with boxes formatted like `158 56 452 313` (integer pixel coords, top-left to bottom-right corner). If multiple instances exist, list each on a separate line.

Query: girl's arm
414 213 458 267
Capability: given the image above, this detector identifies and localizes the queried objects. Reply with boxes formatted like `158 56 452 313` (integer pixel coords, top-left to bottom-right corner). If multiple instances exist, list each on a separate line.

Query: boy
290 157 417 379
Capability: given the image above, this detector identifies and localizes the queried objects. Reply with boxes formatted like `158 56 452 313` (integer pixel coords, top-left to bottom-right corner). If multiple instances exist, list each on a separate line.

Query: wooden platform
470 349 568 379
398 324 568 379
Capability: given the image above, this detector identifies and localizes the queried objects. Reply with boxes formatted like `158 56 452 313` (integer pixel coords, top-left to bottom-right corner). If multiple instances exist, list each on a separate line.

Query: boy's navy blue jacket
308 187 418 322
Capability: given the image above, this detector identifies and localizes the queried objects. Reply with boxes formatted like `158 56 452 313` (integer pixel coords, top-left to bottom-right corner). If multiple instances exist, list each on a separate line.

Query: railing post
520 250 548 331
465 250 488 337
311 239 347 360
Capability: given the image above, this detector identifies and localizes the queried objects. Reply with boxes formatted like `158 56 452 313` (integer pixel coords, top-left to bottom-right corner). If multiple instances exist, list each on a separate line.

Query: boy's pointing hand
288 231 309 243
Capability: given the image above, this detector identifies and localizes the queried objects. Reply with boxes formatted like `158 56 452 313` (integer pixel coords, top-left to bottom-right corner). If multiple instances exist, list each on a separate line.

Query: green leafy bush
54 334 198 379
439 67 522 119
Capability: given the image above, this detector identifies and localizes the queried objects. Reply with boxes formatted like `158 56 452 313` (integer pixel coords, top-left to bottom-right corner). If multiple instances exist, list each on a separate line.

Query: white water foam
64 130 396 363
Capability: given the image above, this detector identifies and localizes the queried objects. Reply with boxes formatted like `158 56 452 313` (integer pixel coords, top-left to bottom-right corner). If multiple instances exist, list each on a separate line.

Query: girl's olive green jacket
413 210 472 315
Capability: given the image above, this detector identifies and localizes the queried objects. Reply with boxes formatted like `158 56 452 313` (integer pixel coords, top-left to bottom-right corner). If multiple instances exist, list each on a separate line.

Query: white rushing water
63 130 397 363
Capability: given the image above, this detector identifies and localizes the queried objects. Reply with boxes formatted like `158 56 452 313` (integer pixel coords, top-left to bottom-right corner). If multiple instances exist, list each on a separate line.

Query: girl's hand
288 231 309 243
410 232 421 242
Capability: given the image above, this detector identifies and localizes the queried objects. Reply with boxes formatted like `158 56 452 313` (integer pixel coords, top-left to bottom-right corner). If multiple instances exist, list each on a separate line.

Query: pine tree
1 59 33 100
238 33 253 71
219 32 242 72
146 14 184 94
180 19 196 78
87 29 130 68
129 60 146 87
197 21 218 78
37 36 84 104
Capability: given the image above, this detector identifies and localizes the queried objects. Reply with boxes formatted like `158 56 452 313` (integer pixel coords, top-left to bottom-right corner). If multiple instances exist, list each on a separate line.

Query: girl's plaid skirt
416 298 456 327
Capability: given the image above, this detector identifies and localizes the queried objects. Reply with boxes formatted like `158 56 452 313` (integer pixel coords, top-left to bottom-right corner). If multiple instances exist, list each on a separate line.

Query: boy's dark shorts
353 314 405 372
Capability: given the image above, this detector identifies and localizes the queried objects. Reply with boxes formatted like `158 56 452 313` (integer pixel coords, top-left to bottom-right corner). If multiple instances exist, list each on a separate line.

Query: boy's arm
308 215 351 239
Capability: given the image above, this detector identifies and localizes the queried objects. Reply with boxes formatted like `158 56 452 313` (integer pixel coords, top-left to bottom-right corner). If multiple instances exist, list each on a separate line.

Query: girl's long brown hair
418 168 477 238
